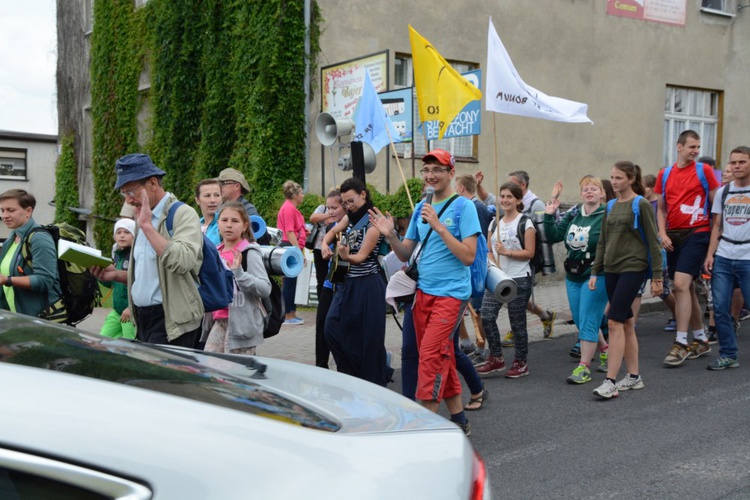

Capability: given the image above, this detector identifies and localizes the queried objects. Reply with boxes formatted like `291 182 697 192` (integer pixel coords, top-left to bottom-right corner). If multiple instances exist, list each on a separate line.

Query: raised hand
368 207 395 236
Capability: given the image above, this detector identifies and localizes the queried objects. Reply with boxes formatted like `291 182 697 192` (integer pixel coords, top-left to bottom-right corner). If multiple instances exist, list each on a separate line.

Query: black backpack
517 215 545 274
21 223 102 325
241 247 284 339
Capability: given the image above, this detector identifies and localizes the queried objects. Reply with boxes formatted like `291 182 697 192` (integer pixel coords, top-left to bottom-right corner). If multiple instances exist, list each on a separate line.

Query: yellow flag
409 25 482 140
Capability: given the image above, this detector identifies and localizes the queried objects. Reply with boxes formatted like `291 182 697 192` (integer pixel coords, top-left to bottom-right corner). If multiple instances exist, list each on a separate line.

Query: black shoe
707 326 718 345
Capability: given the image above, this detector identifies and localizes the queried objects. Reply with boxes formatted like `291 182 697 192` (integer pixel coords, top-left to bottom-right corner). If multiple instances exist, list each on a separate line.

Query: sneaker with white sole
706 326 718 345
460 339 477 355
475 355 506 376
687 340 711 359
505 359 529 378
593 379 619 399
707 357 740 370
615 375 644 391
597 350 608 373
283 317 305 325
663 343 689 366
567 364 591 384
470 349 489 366
663 318 676 332
500 331 514 347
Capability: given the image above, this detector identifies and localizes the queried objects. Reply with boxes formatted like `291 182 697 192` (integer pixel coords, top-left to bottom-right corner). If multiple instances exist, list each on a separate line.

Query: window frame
663 86 722 168
0 148 28 181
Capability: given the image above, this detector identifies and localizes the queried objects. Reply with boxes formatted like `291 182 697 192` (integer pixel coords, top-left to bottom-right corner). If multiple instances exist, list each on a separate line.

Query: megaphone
315 112 354 147
337 141 376 174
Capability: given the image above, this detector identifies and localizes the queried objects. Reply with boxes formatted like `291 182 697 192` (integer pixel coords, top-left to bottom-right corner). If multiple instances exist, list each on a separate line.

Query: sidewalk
77 279 666 368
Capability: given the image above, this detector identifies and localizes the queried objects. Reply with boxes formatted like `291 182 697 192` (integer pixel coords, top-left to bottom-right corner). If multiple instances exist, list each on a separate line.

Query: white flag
485 17 593 124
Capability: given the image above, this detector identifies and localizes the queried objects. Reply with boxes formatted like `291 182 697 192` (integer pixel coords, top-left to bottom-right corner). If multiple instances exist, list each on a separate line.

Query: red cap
422 149 455 169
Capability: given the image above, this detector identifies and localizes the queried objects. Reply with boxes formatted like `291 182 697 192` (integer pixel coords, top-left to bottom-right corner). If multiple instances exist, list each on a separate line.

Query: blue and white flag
354 71 401 153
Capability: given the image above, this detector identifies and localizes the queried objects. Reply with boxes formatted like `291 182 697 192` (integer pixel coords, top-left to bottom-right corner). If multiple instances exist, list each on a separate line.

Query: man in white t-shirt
704 146 750 370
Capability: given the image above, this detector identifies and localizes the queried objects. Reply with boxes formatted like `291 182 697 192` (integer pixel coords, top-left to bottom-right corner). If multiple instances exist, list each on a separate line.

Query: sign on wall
606 0 686 27
321 51 388 119
378 87 413 143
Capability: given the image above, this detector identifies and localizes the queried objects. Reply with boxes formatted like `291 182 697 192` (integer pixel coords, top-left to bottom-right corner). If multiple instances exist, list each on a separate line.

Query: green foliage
54 133 81 226
88 0 322 241
90 0 145 249
385 178 423 219
299 194 325 221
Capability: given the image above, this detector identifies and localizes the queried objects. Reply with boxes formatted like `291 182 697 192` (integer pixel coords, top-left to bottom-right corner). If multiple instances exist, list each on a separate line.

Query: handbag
305 224 320 250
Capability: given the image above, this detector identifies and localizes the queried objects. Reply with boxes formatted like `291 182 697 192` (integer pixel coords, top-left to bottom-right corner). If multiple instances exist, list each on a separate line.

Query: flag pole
386 127 414 211
492 113 500 242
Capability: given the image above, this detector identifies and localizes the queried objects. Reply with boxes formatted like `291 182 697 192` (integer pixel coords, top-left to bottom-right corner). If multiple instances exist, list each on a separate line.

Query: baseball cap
422 149 455 169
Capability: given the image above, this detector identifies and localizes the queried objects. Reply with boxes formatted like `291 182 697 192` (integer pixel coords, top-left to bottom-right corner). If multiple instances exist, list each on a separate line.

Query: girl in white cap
99 218 136 339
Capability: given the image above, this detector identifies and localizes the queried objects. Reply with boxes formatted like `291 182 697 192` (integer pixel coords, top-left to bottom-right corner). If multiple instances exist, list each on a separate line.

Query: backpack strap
451 195 467 240
695 162 710 216
517 215 528 250
165 201 185 237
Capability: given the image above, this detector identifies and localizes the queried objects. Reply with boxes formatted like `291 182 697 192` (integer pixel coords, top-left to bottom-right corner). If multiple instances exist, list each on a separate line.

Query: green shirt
0 241 18 312
592 197 663 279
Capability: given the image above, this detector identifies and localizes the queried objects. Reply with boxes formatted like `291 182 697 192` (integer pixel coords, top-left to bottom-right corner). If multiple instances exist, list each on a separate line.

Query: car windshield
0 315 339 432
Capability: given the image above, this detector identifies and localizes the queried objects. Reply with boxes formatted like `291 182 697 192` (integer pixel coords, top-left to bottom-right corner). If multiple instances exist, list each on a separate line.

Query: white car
0 311 490 499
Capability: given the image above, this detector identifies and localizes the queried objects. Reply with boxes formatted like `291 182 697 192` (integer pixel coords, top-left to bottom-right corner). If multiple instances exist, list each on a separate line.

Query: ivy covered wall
87 0 322 248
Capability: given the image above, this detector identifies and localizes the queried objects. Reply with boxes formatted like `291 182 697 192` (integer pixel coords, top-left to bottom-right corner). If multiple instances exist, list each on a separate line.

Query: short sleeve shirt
713 183 750 261
491 214 534 278
405 195 481 300
655 162 720 232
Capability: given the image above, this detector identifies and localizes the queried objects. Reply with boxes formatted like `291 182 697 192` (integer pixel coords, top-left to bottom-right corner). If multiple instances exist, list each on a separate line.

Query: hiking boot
569 341 581 359
500 331 514 347
593 379 619 399
566 364 591 384
596 350 608 373
706 326 718 345
542 310 556 338
663 318 676 332
460 339 477 355
663 343 689 367
470 348 489 366
476 355 506 376
687 340 711 359
615 375 644 391
707 357 740 371
505 359 529 378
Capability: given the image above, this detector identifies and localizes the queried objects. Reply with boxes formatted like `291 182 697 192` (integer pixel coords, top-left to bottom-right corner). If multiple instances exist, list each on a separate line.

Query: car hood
0 312 455 434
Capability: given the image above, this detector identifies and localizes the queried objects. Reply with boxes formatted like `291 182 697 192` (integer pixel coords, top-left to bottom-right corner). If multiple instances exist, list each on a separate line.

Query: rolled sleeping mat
250 215 267 240
265 227 283 246
258 245 304 277
486 265 517 303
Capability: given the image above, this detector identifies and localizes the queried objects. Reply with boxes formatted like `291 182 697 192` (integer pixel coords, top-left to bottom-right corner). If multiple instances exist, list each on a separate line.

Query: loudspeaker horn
337 142 376 174
315 112 354 147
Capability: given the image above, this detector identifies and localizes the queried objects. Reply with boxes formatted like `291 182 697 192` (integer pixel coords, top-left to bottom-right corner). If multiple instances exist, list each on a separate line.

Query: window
663 87 721 167
83 0 93 33
700 0 736 15
392 55 478 161
0 148 27 180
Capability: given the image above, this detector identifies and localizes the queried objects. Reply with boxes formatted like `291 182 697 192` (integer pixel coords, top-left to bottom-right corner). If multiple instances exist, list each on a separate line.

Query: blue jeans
711 255 750 359
566 277 608 343
282 276 297 314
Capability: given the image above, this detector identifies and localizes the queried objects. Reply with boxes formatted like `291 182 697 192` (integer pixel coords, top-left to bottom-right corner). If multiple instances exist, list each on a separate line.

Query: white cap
114 218 136 236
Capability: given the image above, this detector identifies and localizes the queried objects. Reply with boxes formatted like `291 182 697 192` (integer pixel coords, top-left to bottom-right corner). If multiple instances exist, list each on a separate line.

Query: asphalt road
402 309 750 499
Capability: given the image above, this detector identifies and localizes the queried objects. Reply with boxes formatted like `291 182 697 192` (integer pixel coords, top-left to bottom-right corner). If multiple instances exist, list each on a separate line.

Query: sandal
463 388 488 411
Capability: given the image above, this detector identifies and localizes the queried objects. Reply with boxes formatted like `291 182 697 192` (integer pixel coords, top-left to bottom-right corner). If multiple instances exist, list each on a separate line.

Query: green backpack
21 223 102 325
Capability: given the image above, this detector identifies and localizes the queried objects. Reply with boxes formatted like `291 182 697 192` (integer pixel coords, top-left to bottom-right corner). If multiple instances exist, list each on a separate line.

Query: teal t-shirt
405 195 481 300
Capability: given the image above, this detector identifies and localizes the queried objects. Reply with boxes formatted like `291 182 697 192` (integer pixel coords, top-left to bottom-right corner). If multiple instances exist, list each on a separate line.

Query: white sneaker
615 375 644 391
593 379 619 399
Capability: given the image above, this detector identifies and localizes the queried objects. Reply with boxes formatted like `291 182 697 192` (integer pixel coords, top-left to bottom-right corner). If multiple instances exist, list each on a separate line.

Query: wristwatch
4 276 12 287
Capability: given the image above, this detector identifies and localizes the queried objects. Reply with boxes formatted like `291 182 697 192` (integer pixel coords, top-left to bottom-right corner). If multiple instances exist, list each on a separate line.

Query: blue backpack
605 196 664 280
166 201 235 313
452 196 489 298
661 162 710 217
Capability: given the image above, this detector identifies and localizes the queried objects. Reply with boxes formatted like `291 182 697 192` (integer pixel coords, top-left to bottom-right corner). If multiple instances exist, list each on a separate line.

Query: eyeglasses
341 197 358 207
420 167 450 176
119 184 144 199
220 181 239 186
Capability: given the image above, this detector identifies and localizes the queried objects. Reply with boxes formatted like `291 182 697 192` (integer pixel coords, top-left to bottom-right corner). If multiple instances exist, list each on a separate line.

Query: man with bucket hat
92 153 204 347
218 168 259 218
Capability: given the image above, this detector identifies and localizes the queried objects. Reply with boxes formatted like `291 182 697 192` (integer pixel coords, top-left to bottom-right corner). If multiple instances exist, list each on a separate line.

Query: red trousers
411 290 466 402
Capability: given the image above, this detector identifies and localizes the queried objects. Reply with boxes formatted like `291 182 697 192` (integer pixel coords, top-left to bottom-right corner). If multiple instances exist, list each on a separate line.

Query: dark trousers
313 249 329 300
282 277 297 314
133 304 200 348
315 286 334 368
